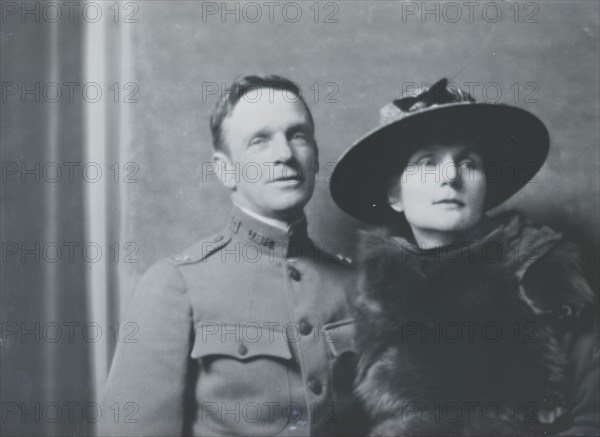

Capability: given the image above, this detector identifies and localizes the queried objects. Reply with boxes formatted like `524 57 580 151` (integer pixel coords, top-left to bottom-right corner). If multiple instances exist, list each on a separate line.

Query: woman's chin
426 217 477 234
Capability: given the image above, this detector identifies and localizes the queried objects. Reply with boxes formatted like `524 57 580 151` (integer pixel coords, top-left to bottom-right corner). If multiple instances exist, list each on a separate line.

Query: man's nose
271 133 294 162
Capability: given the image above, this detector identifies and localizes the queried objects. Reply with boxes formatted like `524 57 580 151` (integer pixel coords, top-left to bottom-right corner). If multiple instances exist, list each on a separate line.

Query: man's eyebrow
286 122 312 133
247 128 271 139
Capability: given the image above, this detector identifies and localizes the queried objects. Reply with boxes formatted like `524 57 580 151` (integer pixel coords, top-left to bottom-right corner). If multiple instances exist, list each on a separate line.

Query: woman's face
388 143 487 239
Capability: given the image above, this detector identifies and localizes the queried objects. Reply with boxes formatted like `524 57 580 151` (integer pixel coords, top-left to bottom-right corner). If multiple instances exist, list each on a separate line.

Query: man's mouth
272 174 302 183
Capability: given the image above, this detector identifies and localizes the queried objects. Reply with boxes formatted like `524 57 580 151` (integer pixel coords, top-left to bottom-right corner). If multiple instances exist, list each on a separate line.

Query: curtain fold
0 10 128 437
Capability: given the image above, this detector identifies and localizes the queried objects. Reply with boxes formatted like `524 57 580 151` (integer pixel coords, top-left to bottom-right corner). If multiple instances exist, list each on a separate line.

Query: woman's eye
460 160 478 169
418 158 436 167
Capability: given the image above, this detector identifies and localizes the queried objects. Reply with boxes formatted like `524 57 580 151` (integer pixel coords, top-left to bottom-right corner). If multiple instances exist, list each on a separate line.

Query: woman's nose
441 159 462 186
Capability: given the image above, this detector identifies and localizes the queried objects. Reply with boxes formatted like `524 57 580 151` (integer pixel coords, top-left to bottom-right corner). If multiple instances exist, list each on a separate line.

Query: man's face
388 143 487 237
214 89 318 221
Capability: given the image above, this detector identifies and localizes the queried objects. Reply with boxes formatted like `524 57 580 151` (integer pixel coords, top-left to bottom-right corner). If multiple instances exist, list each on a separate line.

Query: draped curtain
1 12 131 436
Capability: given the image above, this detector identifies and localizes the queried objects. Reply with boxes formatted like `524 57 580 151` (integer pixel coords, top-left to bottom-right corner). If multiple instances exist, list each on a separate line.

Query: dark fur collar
353 212 595 435
357 212 592 316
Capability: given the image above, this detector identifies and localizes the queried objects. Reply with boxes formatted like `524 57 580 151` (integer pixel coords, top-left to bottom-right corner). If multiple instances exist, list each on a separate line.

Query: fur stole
353 213 594 436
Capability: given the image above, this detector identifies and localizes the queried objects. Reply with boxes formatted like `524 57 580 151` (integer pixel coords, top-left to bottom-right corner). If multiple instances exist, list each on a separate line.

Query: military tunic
99 206 358 436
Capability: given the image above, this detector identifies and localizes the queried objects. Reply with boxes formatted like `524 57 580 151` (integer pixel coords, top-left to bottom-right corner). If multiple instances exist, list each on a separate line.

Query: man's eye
249 137 266 146
290 132 308 141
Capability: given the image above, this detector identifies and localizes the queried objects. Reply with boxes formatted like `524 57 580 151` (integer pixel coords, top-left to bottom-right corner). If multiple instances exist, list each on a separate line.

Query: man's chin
268 199 310 219
272 202 307 216
266 189 312 207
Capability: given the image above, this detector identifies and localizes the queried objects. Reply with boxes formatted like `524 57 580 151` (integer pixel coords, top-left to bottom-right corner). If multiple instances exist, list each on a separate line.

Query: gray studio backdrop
126 0 599 285
1 1 598 436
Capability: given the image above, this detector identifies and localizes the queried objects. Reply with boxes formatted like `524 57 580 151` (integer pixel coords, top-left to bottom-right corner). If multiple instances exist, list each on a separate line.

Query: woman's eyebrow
457 150 483 161
409 152 434 162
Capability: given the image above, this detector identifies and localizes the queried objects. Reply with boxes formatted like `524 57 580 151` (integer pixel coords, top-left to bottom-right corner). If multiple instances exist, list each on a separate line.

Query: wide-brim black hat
330 78 550 224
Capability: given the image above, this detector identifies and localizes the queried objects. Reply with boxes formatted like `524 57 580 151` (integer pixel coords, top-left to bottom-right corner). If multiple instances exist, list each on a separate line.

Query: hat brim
330 103 549 224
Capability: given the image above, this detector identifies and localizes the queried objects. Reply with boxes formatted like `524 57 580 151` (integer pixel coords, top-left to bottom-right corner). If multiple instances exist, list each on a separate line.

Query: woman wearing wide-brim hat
331 79 599 436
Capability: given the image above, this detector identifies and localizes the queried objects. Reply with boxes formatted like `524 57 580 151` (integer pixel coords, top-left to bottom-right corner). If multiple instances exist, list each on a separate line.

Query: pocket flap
322 318 356 357
191 322 293 361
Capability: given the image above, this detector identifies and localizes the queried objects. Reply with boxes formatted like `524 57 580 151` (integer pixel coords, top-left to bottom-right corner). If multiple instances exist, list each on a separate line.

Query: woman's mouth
433 199 465 206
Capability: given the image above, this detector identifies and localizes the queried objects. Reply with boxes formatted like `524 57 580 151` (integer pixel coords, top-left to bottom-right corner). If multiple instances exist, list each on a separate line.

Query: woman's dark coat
353 213 599 436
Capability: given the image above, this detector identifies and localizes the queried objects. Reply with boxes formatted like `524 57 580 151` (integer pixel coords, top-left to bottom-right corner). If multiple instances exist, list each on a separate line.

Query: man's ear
387 175 404 213
213 151 236 190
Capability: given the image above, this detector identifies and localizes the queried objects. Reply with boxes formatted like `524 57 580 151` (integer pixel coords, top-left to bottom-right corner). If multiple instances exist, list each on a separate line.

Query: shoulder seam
168 229 232 266
156 258 190 299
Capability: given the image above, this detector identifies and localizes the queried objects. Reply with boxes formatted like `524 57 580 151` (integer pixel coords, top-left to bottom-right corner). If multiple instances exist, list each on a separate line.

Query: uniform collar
228 204 310 251
233 202 304 232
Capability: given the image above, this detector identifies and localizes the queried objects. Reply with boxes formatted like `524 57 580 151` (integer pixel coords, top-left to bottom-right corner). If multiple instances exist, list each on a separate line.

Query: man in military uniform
100 75 361 436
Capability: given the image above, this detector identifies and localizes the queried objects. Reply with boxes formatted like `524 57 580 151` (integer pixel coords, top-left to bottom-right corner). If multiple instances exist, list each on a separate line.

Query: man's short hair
209 74 315 153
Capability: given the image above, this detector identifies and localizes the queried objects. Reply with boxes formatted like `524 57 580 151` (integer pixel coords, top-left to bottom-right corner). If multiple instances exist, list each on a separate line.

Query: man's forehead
229 88 310 121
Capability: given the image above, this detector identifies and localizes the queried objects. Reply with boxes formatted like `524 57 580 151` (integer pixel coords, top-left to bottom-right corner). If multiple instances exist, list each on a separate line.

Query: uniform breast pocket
190 322 294 435
322 319 358 401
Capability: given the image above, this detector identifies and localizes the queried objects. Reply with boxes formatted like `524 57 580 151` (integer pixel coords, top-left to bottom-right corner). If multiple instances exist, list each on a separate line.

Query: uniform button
238 344 248 356
299 320 312 336
288 265 301 281
214 235 224 242
308 379 322 395
289 406 300 420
